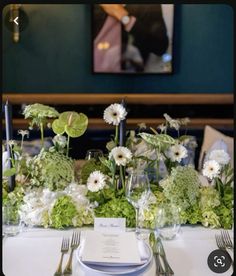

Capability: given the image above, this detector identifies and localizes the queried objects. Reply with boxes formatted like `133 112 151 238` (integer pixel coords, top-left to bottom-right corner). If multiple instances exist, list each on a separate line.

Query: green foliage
160 166 200 211
50 195 78 229
95 197 136 227
139 133 175 150
52 111 88 138
87 187 116 205
27 149 75 191
80 159 109 184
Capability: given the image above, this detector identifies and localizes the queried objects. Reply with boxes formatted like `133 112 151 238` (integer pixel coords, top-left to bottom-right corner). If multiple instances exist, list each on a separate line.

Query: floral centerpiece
2 102 233 229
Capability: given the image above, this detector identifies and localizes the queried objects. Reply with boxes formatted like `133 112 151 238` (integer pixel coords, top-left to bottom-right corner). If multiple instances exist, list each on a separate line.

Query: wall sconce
9 4 21 43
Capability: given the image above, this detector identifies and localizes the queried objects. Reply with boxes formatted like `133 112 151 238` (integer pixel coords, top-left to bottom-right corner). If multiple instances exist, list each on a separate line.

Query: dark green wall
2 4 234 93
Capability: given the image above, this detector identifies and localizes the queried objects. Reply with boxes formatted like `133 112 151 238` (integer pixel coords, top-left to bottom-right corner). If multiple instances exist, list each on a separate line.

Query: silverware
215 234 233 269
54 237 70 276
149 232 166 275
156 237 174 275
221 230 234 251
63 231 80 275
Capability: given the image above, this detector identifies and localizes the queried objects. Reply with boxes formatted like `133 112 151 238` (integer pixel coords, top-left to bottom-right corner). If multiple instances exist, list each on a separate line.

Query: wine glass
85 149 103 161
155 202 181 240
126 171 150 237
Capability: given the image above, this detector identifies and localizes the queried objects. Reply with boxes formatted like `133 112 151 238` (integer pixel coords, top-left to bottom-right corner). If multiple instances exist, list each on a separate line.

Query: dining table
2 225 233 276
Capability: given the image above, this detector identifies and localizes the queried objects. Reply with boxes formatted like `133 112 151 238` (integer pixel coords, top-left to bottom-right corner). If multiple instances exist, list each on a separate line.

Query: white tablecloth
2 226 233 276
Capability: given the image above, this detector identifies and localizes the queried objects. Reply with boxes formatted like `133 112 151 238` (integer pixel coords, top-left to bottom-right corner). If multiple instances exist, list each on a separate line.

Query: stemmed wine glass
126 171 150 237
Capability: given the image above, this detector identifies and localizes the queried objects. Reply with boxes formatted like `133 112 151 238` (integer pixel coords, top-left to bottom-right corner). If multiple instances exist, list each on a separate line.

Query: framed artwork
92 4 175 74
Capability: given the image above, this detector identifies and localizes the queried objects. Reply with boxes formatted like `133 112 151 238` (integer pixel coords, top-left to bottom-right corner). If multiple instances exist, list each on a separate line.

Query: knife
149 232 166 275
156 237 174 275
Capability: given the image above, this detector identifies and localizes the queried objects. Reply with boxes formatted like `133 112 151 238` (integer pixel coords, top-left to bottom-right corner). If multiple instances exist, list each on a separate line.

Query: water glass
155 203 181 240
2 205 24 237
85 149 103 161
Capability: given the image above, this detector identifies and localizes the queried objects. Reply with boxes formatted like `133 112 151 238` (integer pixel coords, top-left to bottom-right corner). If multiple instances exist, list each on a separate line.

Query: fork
221 230 234 251
54 237 70 276
215 234 234 268
63 231 80 275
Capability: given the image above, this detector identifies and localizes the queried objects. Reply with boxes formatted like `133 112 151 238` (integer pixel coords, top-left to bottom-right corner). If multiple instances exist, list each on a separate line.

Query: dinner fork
215 234 233 268
63 231 80 275
54 237 70 276
221 230 234 251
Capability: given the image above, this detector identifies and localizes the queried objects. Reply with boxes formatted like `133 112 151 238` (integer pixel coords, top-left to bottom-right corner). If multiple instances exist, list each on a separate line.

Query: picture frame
92 4 175 74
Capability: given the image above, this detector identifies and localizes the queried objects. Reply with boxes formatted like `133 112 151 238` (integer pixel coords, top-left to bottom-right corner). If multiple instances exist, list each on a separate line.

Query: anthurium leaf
59 112 80 125
52 119 65 135
65 125 86 138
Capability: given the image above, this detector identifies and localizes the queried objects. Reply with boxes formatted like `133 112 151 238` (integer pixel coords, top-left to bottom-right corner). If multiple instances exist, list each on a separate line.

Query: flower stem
119 166 125 190
40 122 44 148
115 126 119 146
66 135 70 157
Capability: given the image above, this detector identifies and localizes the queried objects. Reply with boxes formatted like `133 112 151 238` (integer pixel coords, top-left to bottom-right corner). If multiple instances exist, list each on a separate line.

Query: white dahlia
87 171 106 192
209 149 230 165
103 103 127 126
109 146 132 166
202 160 221 180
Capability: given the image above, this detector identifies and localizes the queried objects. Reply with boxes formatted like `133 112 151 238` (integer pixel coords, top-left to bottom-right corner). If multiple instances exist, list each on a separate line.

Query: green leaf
3 168 17 177
139 133 176 147
52 119 65 135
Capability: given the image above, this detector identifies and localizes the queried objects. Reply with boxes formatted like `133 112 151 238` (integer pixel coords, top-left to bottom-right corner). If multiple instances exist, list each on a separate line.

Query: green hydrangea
50 195 94 229
199 187 221 210
27 149 75 191
50 195 78 229
95 197 135 227
160 166 200 211
201 210 221 228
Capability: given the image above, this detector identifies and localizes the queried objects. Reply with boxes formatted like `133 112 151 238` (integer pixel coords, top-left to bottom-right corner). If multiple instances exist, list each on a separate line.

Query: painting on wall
92 4 175 74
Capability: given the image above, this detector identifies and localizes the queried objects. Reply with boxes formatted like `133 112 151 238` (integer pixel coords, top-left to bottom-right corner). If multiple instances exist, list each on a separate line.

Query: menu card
81 231 141 265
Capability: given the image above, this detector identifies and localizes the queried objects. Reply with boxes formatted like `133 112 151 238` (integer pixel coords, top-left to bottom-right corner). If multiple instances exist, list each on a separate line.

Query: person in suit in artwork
93 4 169 73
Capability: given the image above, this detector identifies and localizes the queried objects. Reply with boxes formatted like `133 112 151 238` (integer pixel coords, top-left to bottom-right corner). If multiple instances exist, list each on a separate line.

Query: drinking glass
126 171 150 237
85 149 103 161
2 205 24 237
155 203 181 240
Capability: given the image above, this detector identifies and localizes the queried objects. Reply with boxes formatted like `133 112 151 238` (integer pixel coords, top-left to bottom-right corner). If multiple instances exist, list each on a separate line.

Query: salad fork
221 230 234 251
63 231 80 275
54 237 70 276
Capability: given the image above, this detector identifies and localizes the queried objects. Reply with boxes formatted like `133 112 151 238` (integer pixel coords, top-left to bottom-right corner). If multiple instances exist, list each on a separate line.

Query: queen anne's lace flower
103 104 127 126
209 150 230 165
87 171 106 192
109 146 132 166
166 144 188 162
202 160 220 180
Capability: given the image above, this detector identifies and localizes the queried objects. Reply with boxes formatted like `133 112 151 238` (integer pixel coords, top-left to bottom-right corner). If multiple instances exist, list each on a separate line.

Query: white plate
75 242 153 275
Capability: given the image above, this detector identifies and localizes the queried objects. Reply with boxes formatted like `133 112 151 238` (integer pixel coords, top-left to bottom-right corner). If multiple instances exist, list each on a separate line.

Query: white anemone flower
202 160 221 180
209 150 230 165
52 134 67 148
87 171 106 192
103 103 127 126
109 146 132 166
166 144 188 162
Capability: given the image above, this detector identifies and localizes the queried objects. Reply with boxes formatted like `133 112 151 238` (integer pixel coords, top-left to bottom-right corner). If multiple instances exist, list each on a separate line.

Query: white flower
180 117 190 125
87 171 106 192
18 129 29 138
202 160 221 180
109 146 132 166
166 144 188 162
157 123 167 132
163 113 180 130
209 150 230 165
103 103 127 126
53 134 67 148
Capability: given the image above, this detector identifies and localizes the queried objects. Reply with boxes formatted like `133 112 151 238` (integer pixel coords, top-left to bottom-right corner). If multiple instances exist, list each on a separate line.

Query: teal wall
2 4 234 93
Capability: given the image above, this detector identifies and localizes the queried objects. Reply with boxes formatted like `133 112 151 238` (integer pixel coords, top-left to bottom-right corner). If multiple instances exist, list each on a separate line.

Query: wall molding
2 93 233 105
